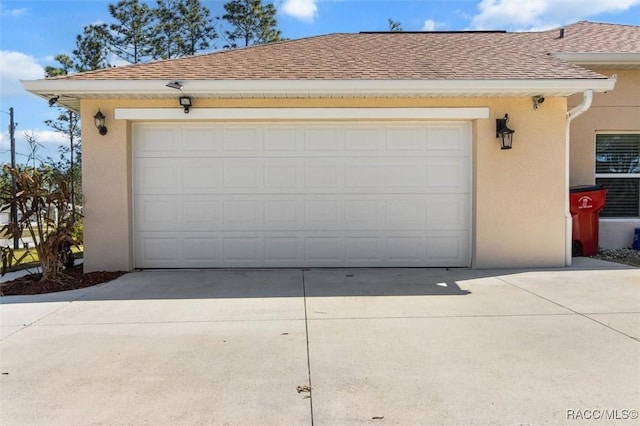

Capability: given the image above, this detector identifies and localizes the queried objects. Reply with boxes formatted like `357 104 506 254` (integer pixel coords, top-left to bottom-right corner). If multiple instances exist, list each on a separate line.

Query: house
21 21 638 272
561 22 640 250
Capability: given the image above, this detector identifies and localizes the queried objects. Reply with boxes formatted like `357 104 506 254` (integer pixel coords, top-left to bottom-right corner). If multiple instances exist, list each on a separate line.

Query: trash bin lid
570 184 604 193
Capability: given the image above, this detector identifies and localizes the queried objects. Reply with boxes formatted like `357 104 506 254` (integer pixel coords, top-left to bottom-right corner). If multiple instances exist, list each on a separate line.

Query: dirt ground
1 265 126 296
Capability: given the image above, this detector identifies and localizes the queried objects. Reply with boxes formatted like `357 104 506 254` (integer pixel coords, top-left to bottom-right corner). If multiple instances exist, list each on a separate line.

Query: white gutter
20 78 617 98
564 89 593 266
551 52 640 66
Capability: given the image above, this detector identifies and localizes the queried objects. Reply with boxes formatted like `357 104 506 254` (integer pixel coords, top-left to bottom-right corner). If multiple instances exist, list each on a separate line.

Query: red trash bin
569 185 608 256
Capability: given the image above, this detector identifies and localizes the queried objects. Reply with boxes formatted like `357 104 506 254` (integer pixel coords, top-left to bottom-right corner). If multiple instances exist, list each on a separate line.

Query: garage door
133 122 471 268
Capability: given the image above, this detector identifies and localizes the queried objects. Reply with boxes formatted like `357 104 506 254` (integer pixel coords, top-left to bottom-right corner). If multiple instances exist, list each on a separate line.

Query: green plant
1 165 80 280
71 218 83 243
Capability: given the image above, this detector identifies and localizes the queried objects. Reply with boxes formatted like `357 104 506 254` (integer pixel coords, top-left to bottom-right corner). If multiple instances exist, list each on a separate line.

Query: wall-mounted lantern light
496 114 514 150
93 109 108 136
180 96 192 114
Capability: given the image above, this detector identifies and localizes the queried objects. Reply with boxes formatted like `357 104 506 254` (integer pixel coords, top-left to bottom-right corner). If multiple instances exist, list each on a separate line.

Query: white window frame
595 131 640 220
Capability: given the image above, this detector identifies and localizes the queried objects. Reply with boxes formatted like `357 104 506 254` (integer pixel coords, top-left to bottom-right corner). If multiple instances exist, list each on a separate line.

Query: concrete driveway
1 259 638 425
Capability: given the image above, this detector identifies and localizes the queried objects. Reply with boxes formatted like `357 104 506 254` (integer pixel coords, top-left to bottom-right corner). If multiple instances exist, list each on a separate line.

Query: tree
388 19 403 32
178 0 217 55
44 54 74 78
43 57 82 223
220 0 281 48
45 111 81 220
151 0 217 59
108 0 155 64
73 23 111 71
23 132 45 169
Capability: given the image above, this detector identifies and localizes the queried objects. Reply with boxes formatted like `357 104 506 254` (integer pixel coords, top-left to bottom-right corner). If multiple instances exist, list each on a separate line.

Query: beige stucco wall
568 69 640 248
80 96 568 271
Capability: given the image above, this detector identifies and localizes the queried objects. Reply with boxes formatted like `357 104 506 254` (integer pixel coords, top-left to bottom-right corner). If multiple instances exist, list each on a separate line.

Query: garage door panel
344 127 384 151
135 158 180 193
134 126 180 157
223 237 259 261
183 200 221 228
136 231 468 267
134 122 471 268
223 160 261 188
223 127 260 151
137 194 465 233
182 158 220 190
426 232 470 263
304 127 343 151
426 125 470 153
425 157 470 191
135 196 180 231
183 237 220 263
264 162 301 189
136 235 180 265
385 126 425 151
264 237 300 261
181 127 220 153
425 195 470 230
264 127 301 151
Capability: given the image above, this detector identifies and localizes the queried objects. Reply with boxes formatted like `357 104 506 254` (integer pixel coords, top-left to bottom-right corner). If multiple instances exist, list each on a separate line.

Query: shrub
1 165 80 280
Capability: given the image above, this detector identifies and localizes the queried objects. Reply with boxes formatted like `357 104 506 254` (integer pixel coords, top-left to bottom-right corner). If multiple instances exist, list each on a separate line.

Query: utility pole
9 107 19 250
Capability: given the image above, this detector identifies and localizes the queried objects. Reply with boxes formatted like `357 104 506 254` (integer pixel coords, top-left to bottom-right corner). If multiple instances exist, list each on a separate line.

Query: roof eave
21 78 617 111
551 52 640 68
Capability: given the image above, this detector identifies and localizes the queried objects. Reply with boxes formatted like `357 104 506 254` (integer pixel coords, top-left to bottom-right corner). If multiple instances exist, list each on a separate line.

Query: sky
1 0 639 164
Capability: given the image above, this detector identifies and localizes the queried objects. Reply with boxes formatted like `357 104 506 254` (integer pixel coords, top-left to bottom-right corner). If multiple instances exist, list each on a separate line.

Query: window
595 133 640 218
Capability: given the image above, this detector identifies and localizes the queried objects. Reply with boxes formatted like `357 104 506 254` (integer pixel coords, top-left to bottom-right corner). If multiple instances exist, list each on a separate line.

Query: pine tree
221 0 281 48
73 23 111 71
108 0 155 64
150 0 217 59
388 19 403 32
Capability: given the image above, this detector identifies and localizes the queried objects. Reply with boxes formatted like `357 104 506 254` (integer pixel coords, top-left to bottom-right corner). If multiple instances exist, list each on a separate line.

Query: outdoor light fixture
166 81 183 90
496 114 514 150
93 109 108 135
532 95 545 110
48 96 59 107
180 96 192 114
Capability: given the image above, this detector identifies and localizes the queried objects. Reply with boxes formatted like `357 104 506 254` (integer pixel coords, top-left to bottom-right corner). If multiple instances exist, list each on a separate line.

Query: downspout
565 89 593 266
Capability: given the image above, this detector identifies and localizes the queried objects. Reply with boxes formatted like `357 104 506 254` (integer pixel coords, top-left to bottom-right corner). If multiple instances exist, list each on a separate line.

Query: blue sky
1 0 639 163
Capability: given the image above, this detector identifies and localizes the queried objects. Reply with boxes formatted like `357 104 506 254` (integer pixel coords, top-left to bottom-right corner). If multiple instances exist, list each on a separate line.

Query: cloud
0 51 45 97
421 19 446 31
17 129 68 145
1 8 28 17
471 0 640 30
281 0 318 22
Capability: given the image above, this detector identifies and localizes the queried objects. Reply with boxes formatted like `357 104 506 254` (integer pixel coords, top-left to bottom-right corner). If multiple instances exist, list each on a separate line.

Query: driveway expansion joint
496 276 640 342
301 268 315 426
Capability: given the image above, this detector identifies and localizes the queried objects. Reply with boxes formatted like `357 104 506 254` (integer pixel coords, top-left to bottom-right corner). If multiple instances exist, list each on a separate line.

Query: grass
5 246 83 273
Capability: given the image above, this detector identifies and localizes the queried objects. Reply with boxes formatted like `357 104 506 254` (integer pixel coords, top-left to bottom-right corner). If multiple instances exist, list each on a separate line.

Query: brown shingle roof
52 23 633 82
543 21 640 53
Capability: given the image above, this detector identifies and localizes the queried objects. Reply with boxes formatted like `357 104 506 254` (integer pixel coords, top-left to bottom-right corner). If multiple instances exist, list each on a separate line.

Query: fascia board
551 52 640 65
21 78 617 98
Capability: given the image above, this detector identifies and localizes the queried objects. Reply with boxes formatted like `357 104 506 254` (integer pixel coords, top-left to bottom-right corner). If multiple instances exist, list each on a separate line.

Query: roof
545 21 640 69
23 20 637 110
546 21 640 54
47 31 604 81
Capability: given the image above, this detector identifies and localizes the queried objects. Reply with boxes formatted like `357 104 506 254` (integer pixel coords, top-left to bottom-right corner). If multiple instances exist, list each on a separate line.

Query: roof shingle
50 20 640 82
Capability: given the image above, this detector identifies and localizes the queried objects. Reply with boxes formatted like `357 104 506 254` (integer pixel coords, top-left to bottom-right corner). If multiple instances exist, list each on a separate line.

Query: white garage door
133 122 471 268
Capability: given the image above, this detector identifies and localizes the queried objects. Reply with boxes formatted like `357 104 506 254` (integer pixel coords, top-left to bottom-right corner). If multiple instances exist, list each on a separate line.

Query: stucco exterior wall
568 70 640 248
80 97 568 271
